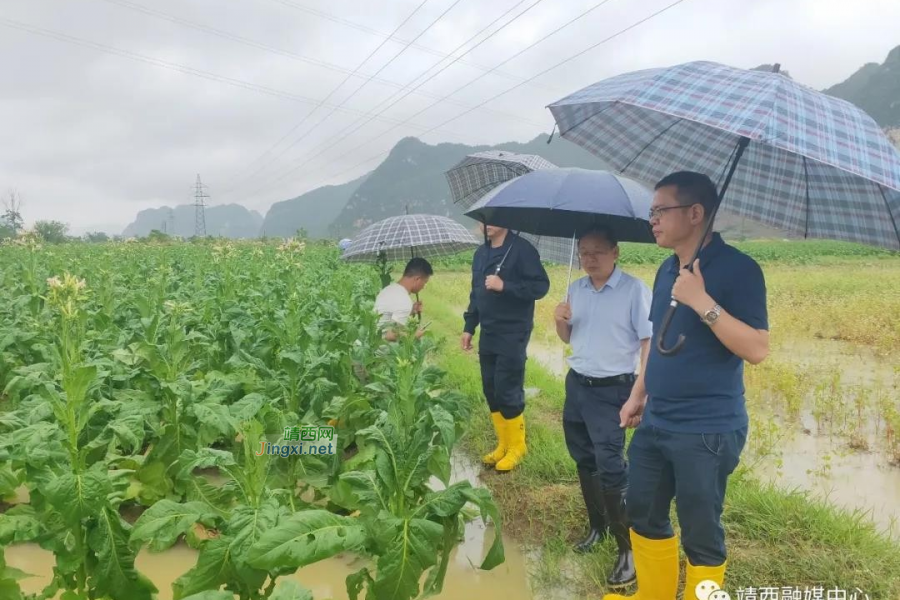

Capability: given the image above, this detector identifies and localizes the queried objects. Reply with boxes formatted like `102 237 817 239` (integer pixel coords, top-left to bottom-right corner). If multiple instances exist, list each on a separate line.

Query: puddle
751 428 900 538
528 341 568 378
751 337 900 537
8 455 535 600
772 338 898 387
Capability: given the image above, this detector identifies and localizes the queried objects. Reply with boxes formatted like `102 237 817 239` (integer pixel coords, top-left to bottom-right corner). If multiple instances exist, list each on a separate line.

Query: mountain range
121 46 900 240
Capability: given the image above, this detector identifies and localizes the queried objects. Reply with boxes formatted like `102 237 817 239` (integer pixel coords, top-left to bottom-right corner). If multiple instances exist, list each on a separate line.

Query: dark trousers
563 370 631 490
479 352 526 419
625 424 748 566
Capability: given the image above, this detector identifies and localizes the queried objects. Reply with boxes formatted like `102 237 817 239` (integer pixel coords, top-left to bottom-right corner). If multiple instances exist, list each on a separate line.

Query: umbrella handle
656 300 686 356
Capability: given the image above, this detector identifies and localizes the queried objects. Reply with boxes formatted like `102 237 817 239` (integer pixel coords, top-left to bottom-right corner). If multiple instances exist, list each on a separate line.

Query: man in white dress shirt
374 257 432 340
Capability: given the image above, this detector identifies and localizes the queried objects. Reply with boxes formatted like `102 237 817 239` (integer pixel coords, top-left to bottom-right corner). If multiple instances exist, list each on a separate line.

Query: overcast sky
2 0 898 234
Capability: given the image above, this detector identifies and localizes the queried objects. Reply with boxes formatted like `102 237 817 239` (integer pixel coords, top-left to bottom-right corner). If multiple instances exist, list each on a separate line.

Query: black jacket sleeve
463 251 480 334
502 242 550 301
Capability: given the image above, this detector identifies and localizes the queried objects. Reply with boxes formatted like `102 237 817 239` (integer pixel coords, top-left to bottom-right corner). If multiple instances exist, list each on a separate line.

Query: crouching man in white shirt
374 257 432 341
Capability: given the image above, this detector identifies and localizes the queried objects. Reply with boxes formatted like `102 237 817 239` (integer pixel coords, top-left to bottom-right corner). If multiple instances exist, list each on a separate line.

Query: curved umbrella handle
656 300 686 356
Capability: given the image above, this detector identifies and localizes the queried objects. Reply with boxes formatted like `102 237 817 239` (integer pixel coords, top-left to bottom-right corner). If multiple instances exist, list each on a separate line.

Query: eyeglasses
648 205 693 220
578 249 614 260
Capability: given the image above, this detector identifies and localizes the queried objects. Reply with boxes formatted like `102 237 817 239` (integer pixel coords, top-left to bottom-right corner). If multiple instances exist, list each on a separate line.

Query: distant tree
84 231 110 243
33 220 69 244
146 229 171 242
0 222 14 241
295 227 308 240
2 189 25 233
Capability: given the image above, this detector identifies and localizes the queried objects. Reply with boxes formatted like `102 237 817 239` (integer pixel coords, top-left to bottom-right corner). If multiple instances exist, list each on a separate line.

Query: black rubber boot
602 487 636 587
573 470 608 553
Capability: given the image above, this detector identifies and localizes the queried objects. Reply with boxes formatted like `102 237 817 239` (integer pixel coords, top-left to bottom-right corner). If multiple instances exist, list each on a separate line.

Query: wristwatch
701 304 722 326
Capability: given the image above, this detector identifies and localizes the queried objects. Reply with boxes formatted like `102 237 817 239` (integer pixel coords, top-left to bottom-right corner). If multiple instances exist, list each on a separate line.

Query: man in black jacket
462 225 550 472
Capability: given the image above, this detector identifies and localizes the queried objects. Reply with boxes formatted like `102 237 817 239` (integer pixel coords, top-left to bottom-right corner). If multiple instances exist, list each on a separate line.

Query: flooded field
527 333 900 537
7 455 536 600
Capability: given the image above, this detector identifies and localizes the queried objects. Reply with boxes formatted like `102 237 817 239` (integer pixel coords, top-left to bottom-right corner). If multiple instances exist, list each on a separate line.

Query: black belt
571 370 636 388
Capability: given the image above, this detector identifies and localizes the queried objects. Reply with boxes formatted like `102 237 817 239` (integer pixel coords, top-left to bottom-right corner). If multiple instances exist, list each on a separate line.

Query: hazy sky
2 0 898 234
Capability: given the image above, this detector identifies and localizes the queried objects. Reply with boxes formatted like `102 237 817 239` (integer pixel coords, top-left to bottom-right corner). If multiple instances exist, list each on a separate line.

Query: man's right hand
619 394 646 429
460 332 473 352
554 302 572 323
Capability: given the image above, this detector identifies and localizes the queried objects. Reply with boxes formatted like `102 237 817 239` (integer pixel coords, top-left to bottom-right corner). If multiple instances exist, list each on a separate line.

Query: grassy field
420 241 900 599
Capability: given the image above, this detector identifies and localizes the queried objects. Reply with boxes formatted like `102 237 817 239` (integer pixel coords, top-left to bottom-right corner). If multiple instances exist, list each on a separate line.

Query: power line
243 0 616 197
218 0 433 192
0 16 470 135
302 0 692 192
230 0 547 199
91 0 543 190
222 0 472 198
264 0 562 93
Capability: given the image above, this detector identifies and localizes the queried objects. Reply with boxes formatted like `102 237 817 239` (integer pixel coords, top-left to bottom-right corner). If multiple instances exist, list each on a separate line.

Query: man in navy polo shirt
605 172 769 600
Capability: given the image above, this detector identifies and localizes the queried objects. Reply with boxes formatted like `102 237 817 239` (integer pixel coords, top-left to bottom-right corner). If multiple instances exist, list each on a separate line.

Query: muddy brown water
7 455 535 600
527 336 900 537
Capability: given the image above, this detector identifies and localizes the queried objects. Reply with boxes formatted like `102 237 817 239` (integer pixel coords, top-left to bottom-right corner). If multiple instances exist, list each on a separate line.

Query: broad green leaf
372 518 443 600
338 470 388 513
462 487 505 570
228 393 267 423
44 469 110 525
173 538 234 599
108 412 146 454
248 509 366 570
130 500 213 552
0 464 19 499
63 363 98 408
415 482 472 519
269 580 313 600
427 445 451 487
193 402 235 445
0 504 40 544
88 507 157 600
423 516 460 597
177 448 237 479
428 405 456 448
133 459 174 505
226 499 280 590
347 567 374 600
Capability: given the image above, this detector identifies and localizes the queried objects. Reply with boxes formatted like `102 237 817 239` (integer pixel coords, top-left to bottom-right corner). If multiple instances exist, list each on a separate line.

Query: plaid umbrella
445 150 557 210
548 61 900 251
341 214 478 263
548 60 900 355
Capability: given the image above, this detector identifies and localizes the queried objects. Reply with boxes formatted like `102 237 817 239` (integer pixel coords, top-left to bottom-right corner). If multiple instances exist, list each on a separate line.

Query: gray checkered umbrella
445 151 557 210
548 61 900 251
341 214 479 263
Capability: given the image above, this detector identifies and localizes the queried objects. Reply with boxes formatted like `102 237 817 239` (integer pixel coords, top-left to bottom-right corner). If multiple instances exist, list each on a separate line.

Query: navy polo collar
667 232 726 274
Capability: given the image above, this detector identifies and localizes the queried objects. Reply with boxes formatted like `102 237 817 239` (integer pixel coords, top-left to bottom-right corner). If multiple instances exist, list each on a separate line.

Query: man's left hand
485 275 504 292
672 259 713 312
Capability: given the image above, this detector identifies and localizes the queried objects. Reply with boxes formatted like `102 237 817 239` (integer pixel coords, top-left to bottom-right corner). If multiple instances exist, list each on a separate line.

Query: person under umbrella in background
609 172 769 600
462 224 549 473
374 257 432 341
554 225 650 587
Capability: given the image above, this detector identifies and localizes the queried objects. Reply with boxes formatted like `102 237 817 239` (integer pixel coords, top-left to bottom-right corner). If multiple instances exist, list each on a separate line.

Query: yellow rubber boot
684 560 727 600
495 414 526 472
603 530 679 600
482 412 508 466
